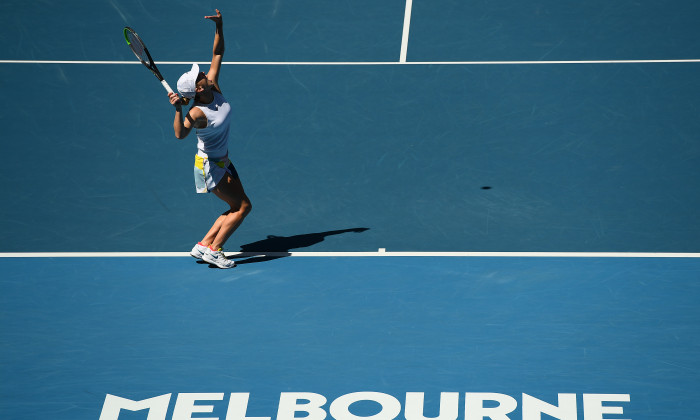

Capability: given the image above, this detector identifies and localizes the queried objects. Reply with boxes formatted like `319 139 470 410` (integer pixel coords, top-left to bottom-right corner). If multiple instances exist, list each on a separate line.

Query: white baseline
0 252 699 258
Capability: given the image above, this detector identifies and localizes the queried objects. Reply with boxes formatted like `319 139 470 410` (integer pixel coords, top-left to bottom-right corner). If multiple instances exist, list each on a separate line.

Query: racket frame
123 27 175 95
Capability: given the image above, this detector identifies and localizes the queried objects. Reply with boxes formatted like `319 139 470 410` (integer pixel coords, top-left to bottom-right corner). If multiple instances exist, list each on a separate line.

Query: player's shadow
232 227 369 265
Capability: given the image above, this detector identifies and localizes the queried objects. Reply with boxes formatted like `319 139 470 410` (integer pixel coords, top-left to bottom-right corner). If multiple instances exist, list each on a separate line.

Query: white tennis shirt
194 91 231 159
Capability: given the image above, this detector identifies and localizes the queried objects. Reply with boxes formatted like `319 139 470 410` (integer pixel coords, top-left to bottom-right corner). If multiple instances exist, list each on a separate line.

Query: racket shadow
231 227 370 265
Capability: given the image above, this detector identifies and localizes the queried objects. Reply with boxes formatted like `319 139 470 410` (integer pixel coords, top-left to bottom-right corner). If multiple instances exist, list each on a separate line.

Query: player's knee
241 198 252 216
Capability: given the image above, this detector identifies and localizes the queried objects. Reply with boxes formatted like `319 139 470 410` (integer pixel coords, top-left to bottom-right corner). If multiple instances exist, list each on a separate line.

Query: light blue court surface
2 256 700 419
2 0 700 419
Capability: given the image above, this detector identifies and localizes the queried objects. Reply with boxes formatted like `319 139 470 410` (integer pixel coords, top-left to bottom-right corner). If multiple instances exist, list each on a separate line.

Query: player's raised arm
205 9 224 90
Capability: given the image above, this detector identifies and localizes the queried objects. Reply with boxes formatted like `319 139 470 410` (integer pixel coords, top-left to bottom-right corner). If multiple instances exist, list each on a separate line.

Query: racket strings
126 31 148 63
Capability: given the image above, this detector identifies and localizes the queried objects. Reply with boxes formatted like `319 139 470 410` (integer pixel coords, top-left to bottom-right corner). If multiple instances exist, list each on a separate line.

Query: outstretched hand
205 9 222 25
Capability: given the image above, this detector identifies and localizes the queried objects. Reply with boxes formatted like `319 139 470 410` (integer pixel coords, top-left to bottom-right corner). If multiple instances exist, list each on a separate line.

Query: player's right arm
169 92 206 139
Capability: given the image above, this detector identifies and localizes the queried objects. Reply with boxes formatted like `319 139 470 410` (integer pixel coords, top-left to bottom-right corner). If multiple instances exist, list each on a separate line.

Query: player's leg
209 172 252 250
200 170 251 268
200 212 229 246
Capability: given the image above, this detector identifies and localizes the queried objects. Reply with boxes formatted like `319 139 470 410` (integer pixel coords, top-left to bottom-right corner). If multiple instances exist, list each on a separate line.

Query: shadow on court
236 228 369 264
199 228 369 267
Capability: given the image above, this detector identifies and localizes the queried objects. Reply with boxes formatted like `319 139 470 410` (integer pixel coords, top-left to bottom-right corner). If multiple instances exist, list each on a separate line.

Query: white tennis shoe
202 248 237 269
190 243 208 259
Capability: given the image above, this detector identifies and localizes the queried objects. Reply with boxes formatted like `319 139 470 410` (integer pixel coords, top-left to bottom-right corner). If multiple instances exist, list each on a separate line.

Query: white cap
176 63 200 98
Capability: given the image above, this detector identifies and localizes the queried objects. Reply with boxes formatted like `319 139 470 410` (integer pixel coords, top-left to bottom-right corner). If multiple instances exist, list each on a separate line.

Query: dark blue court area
1 0 699 419
1 0 699 252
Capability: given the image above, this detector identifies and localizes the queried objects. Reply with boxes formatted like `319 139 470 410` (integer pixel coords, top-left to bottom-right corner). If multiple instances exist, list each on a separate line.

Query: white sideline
2 59 700 65
400 0 414 63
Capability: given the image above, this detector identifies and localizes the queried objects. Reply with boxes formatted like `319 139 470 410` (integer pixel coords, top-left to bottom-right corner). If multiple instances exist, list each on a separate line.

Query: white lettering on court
98 392 632 420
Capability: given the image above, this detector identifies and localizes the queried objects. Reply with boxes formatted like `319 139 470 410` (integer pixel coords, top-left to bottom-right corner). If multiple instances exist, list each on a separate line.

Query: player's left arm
205 9 224 92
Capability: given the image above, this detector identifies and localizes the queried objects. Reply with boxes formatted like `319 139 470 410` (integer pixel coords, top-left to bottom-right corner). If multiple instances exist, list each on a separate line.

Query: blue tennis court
1 0 699 419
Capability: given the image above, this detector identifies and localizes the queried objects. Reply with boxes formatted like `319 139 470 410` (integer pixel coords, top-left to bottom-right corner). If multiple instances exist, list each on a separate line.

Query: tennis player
168 9 251 269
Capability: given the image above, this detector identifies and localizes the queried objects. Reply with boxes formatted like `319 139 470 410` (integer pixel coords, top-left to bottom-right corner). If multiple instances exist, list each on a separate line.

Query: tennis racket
123 27 189 105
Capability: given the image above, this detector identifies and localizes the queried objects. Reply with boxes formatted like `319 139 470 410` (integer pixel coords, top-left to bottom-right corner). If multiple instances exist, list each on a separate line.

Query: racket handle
161 80 174 94
162 80 190 105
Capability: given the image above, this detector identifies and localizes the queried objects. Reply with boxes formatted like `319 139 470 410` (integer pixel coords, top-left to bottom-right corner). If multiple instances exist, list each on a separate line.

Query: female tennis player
168 9 251 269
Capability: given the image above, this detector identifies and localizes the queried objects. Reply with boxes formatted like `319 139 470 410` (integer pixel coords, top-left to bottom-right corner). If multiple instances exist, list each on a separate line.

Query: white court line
1 252 699 258
400 0 414 63
2 59 700 65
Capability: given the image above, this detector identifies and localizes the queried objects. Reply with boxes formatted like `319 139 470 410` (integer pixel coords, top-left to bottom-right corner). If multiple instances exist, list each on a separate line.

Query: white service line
0 252 699 258
400 0 414 63
2 59 700 66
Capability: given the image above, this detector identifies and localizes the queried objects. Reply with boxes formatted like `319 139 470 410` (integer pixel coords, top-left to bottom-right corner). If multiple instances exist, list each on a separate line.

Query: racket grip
161 80 174 94
161 79 189 104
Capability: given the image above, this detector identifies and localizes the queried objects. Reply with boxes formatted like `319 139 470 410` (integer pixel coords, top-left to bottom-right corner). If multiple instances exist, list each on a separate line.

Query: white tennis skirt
193 155 239 193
